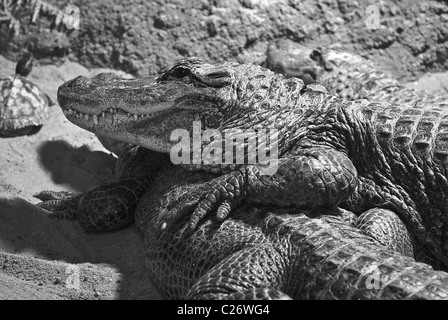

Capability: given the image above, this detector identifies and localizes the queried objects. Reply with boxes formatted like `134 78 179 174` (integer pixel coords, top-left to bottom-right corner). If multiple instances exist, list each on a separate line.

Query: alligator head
266 40 335 83
57 57 310 155
266 39 392 82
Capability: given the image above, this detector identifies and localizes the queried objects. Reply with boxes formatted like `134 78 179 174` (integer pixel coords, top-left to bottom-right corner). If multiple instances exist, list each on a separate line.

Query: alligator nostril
69 76 91 88
92 72 120 82
57 76 94 99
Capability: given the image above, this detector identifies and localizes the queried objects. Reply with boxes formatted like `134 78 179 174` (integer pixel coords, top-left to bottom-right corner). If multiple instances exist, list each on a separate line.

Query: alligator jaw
57 73 211 118
57 73 222 152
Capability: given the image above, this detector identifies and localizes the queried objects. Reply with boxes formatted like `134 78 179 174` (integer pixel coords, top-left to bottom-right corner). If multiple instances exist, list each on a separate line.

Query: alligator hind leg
190 287 291 300
35 190 81 220
186 244 292 300
35 175 153 232
306 203 414 258
337 206 414 257
356 208 414 257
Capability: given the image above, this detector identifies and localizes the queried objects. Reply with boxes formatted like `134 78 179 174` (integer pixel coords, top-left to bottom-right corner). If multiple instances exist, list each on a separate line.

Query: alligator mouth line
62 107 161 125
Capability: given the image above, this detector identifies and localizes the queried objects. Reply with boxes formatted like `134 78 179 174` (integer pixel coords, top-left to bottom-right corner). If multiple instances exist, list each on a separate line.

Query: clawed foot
158 172 246 233
34 190 81 220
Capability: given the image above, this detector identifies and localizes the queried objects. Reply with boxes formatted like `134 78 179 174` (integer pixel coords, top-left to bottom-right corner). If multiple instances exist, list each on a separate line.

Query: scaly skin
36 57 448 299
266 40 448 267
40 145 448 299
266 39 448 104
54 61 358 234
51 57 448 267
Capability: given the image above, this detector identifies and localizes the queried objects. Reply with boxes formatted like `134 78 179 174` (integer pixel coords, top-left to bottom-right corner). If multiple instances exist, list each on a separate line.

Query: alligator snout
59 73 124 98
58 75 93 97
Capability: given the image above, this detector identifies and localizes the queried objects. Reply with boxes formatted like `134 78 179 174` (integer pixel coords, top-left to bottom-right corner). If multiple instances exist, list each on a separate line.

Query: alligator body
124 145 448 299
266 39 448 267
37 57 448 299
266 39 448 104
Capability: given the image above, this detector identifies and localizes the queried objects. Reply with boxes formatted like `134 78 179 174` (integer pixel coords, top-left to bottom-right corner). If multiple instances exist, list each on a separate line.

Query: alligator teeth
133 114 138 121
93 114 99 125
68 109 74 116
84 114 90 121
102 111 106 118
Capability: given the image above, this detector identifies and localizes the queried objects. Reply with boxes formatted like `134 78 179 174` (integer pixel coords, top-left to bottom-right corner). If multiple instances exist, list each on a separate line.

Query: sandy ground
0 55 160 299
0 54 447 300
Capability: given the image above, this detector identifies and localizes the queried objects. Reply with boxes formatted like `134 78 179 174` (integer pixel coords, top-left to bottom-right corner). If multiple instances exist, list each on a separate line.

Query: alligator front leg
35 176 153 232
159 147 358 232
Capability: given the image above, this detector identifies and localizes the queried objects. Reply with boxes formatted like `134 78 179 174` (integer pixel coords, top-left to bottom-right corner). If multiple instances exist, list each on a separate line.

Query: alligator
36 57 448 299
266 39 448 104
37 143 448 300
266 41 448 267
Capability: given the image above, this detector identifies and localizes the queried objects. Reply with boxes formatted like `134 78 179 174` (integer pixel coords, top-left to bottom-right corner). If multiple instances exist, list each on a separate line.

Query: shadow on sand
37 139 117 192
0 196 159 299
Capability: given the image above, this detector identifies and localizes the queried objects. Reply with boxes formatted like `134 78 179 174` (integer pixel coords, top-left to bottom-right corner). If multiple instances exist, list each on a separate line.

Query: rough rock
1 0 447 81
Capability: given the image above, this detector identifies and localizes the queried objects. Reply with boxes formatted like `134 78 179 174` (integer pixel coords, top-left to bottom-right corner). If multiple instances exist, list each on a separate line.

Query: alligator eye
204 70 231 79
194 69 231 87
169 67 191 79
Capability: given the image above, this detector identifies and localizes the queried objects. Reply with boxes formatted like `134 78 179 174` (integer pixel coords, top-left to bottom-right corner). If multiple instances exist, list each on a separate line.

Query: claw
159 171 246 232
36 199 64 211
34 190 78 201
216 200 234 221
158 198 200 230
34 190 81 220
186 206 209 233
